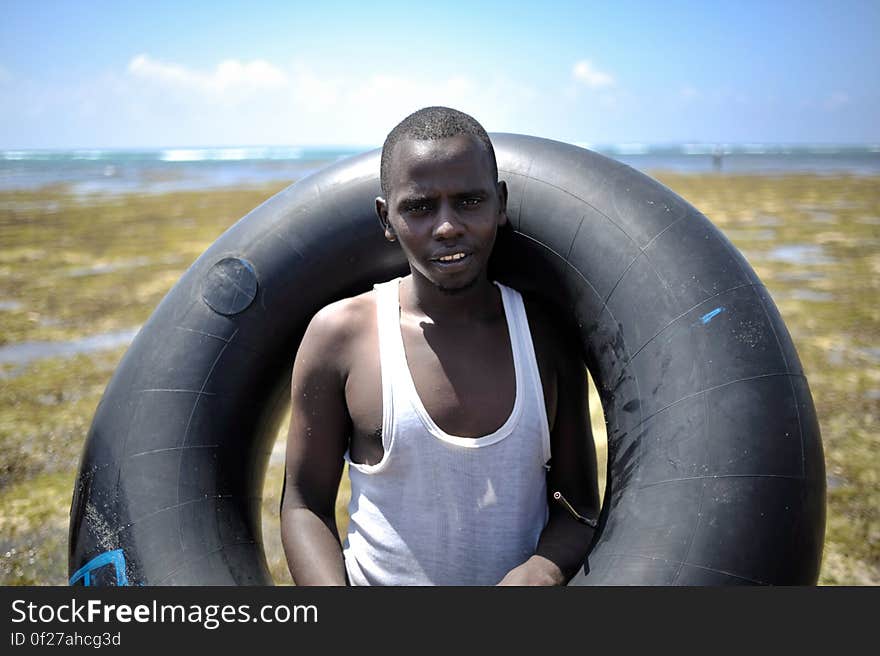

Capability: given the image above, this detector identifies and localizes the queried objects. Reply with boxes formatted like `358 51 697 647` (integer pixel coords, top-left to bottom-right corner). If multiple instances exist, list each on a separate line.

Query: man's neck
400 272 502 324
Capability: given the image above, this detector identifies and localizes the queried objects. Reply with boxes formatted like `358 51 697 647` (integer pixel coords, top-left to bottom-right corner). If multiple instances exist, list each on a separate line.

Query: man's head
376 107 507 293
379 106 498 197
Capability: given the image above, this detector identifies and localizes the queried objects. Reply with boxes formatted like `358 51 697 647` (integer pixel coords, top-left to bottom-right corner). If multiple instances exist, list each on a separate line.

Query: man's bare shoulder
297 289 377 372
304 289 376 345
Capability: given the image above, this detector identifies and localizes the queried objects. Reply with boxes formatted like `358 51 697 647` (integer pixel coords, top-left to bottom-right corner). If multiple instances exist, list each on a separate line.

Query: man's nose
433 201 463 239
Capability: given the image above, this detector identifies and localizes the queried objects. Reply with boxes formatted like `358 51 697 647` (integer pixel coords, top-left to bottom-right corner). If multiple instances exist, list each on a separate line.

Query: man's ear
496 180 509 227
375 196 396 242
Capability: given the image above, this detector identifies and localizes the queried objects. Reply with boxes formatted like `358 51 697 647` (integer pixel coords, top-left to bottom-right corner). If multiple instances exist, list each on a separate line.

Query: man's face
376 134 507 292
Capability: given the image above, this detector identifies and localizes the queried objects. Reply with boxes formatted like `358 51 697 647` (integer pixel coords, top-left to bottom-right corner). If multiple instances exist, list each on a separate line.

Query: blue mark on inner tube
69 548 129 586
700 306 725 325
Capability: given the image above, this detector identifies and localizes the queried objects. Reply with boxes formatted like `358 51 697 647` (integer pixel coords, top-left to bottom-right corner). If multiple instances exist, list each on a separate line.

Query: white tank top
342 278 551 586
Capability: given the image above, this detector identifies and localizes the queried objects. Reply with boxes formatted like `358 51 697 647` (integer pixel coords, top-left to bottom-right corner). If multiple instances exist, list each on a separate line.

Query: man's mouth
434 252 469 263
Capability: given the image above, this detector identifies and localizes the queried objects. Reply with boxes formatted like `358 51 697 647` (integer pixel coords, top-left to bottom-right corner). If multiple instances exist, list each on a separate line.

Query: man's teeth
438 253 466 262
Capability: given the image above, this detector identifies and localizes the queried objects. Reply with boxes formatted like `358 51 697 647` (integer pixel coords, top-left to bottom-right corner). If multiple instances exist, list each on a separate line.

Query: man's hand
510 297 599 587
496 555 566 586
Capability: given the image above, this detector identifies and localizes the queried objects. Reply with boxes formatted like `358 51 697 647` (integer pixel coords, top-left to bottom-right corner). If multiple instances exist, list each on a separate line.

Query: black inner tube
69 134 826 586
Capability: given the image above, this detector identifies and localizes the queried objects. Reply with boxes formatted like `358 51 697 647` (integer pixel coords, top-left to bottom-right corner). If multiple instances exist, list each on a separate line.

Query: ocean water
1 143 878 194
0 146 361 194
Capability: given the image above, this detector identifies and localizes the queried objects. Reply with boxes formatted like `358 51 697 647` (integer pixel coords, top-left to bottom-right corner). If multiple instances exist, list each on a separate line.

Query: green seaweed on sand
0 173 877 585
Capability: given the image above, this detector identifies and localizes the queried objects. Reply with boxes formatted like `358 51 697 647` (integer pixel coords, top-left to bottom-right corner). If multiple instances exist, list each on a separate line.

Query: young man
281 107 599 585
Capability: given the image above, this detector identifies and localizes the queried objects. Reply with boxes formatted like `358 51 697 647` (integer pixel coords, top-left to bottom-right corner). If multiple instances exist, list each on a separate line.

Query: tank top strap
494 282 553 464
373 278 404 452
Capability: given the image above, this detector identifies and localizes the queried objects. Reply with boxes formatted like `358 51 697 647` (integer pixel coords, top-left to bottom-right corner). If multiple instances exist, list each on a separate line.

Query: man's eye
460 198 482 207
403 202 432 214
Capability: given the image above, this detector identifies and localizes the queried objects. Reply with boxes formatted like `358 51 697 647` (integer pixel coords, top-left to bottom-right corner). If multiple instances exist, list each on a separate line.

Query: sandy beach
1 172 877 585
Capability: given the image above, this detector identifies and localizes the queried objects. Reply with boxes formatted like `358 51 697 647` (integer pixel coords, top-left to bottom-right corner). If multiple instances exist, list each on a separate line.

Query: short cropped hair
379 106 497 196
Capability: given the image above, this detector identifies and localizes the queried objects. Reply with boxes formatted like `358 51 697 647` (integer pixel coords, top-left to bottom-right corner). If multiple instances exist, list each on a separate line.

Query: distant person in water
280 106 599 585
712 145 724 172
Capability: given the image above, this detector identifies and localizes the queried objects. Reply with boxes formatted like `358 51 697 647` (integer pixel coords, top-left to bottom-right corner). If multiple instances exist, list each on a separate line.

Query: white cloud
287 62 342 111
1 53 549 148
115 55 538 145
824 92 850 111
128 54 288 95
572 60 614 88
332 72 532 144
124 55 486 119
344 73 477 115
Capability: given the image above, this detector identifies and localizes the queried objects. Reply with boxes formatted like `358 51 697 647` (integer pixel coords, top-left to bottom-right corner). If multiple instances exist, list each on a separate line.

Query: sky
1 0 878 149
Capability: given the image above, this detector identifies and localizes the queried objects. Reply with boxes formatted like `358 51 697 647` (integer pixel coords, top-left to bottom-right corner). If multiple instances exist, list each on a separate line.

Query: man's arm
498 307 600 586
280 304 353 586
